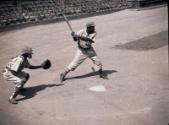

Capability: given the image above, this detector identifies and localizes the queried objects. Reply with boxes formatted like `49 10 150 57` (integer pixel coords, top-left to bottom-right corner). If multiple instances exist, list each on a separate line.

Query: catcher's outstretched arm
28 65 42 69
28 59 51 70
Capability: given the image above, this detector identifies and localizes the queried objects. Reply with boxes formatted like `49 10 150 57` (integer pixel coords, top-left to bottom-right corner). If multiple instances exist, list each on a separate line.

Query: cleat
60 73 66 82
99 72 108 80
9 98 18 104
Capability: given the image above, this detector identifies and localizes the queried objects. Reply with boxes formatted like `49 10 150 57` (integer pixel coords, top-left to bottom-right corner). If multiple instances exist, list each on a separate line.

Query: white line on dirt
89 85 106 92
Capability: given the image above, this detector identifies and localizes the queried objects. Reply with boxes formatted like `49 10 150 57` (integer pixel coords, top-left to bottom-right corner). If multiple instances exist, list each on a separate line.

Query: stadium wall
0 0 167 28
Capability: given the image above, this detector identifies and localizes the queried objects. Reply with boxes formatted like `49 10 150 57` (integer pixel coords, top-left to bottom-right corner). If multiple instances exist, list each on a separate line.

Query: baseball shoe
98 69 108 80
60 73 66 82
92 67 108 79
9 98 18 104
99 72 108 79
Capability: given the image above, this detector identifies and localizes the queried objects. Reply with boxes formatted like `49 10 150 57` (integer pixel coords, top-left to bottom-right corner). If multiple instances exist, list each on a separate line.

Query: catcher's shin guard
9 87 21 104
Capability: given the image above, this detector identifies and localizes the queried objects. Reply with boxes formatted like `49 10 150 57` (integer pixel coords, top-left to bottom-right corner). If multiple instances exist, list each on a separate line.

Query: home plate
89 85 106 92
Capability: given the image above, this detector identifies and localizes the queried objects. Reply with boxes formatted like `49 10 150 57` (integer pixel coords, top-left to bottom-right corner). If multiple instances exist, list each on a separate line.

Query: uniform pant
68 47 102 71
2 68 29 88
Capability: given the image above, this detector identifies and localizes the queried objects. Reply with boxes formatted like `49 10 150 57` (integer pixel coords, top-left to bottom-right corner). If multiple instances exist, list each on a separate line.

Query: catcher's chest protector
6 56 23 72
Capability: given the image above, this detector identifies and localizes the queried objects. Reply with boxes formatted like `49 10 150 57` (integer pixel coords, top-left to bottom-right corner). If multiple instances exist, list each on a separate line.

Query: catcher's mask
86 22 95 34
21 47 33 58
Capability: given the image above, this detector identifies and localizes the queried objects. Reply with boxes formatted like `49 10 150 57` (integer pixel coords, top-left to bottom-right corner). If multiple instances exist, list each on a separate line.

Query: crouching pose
2 47 51 104
60 22 107 82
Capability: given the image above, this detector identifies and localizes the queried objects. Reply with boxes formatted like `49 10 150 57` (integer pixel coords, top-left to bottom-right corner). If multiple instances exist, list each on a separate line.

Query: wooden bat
53 0 74 33
62 13 74 33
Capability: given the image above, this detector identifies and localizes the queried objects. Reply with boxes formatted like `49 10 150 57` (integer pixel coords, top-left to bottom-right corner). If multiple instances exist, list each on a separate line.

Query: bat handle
62 14 74 33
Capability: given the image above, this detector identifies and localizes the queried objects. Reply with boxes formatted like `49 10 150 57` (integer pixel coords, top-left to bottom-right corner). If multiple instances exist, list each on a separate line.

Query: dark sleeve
28 65 42 69
26 60 42 69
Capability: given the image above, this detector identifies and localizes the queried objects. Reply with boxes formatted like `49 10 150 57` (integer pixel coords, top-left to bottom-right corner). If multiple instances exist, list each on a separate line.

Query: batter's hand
71 32 75 37
71 32 78 41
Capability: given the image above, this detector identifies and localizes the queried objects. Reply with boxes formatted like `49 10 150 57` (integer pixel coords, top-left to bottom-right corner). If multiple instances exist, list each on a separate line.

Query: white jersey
6 56 30 72
76 29 97 49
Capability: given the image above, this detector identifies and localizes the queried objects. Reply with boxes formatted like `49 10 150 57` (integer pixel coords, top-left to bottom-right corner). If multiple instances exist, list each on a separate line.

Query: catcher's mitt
41 59 51 69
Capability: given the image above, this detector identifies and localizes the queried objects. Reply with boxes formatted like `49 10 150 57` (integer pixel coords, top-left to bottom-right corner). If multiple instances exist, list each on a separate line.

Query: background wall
0 0 167 27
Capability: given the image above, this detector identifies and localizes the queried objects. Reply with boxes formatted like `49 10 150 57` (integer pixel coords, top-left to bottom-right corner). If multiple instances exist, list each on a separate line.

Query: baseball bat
62 14 74 33
53 0 74 33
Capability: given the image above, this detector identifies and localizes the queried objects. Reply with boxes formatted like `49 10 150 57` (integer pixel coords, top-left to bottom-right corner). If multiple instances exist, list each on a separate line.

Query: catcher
60 22 107 82
2 47 51 104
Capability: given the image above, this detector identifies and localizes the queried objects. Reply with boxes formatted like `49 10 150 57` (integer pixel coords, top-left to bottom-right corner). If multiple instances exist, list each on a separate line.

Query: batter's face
87 26 95 34
27 53 32 59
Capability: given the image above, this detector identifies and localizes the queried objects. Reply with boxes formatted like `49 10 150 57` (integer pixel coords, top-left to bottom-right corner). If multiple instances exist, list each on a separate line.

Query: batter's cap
86 22 95 27
21 47 33 55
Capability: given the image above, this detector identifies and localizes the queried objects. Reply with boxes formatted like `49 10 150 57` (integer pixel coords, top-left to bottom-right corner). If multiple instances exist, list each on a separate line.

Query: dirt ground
0 6 168 125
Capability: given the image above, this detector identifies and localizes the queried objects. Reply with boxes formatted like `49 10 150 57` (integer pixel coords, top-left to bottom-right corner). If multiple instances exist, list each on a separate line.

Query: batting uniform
60 22 107 82
67 29 102 71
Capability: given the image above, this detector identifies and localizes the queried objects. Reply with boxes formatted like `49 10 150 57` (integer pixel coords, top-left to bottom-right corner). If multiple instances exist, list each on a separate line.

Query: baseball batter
60 22 107 82
2 47 50 104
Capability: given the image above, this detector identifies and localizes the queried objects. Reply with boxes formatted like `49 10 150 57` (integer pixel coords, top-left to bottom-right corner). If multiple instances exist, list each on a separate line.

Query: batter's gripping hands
41 59 51 69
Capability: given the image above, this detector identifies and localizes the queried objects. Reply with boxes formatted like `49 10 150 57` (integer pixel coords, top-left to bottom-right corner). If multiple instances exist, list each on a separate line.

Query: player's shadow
16 84 64 102
66 69 117 80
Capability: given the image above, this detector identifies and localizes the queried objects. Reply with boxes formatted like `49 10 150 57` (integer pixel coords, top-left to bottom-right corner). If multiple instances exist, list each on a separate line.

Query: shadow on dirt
16 83 64 101
66 69 117 80
114 31 168 51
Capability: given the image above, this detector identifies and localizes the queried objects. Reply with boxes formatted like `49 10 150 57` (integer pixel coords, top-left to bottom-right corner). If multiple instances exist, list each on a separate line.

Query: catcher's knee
21 74 29 84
